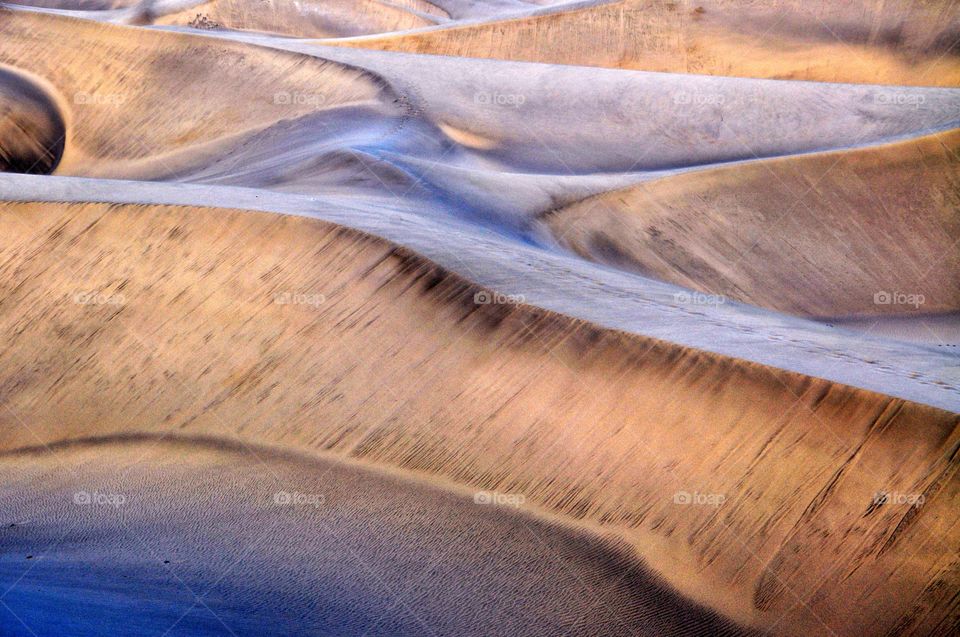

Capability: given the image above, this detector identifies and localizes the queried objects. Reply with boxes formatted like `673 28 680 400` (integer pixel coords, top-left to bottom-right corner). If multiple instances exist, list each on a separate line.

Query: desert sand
327 0 960 86
541 129 960 318
0 2 958 636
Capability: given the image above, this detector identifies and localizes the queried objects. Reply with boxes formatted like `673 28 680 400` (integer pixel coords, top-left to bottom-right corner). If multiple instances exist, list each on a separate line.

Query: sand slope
3 169 957 412
329 0 960 86
148 0 447 38
0 9 400 178
4 11 960 197
1 6 958 636
0 199 957 636
540 129 960 318
0 437 756 636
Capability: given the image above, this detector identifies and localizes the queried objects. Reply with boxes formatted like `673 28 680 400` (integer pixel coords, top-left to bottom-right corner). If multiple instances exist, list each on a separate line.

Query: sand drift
0 3 958 637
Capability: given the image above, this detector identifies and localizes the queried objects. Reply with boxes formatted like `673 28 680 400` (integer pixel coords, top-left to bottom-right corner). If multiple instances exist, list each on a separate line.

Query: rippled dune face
0 66 65 175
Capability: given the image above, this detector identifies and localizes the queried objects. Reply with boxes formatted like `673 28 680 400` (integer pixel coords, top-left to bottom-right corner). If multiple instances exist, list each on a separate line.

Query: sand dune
4 10 960 206
329 0 960 86
4 0 583 22
302 40 960 174
3 0 141 9
0 9 400 179
540 129 960 318
1 3 957 635
0 198 957 636
5 170 956 413
0 437 755 636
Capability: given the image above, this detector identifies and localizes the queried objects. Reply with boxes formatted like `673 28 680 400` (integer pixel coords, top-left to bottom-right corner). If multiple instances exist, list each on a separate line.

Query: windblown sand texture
0 1 958 636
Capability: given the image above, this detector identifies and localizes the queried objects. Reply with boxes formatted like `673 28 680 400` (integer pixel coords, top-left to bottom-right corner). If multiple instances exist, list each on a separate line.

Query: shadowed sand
0 436 754 636
0 64 66 174
0 199 957 636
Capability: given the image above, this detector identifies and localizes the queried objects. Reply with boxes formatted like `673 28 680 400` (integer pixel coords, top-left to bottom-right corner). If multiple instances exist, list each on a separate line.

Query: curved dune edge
539 128 960 318
0 199 958 636
0 8 402 175
0 434 755 636
0 64 67 175
324 0 960 87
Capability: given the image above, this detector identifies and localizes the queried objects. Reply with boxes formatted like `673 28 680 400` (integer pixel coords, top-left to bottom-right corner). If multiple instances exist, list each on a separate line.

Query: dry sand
541 128 960 318
326 0 960 86
0 199 958 636
0 437 753 636
0 2 958 636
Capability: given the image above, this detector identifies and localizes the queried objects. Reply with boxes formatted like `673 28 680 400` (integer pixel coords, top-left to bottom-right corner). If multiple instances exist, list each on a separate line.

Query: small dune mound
0 66 66 175
0 437 755 637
